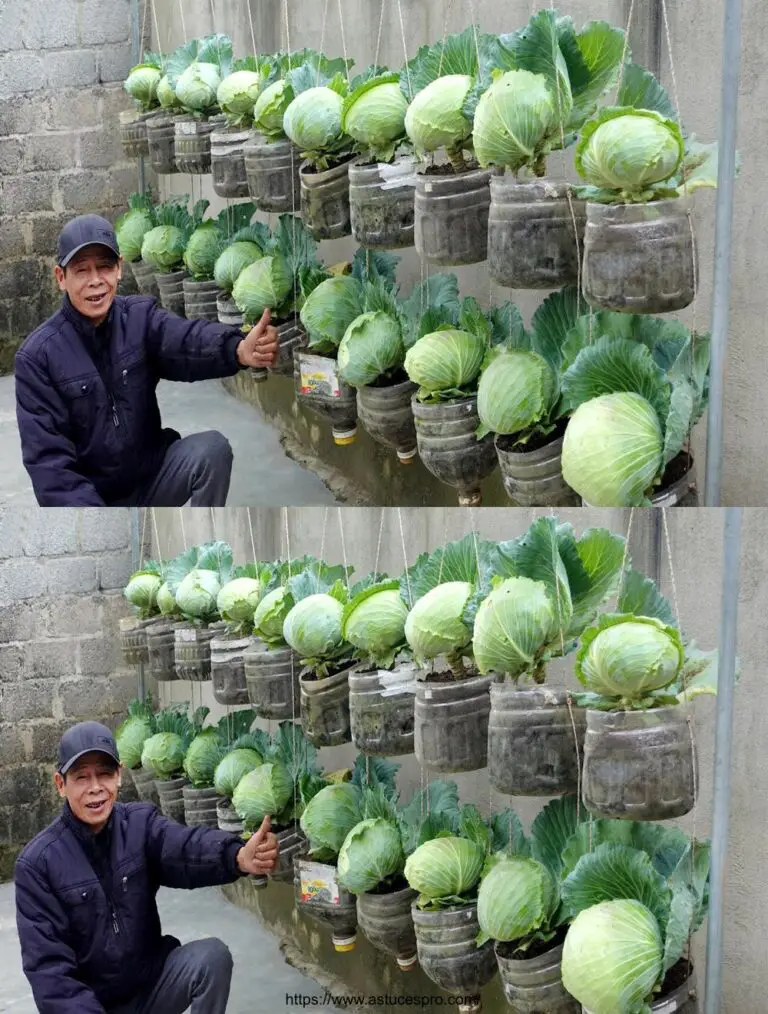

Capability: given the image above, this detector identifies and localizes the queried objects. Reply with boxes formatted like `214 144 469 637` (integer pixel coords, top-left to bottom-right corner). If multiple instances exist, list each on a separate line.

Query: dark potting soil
423 161 480 177
368 368 410 388
418 668 479 684
368 874 410 895
661 451 694 486
495 925 567 961
659 959 693 996
302 155 356 175
300 662 354 683
496 418 568 455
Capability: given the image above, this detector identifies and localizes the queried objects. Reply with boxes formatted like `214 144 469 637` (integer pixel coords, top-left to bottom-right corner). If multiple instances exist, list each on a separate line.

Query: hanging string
246 508 258 566
317 0 331 86
140 508 149 568
396 507 413 608
245 0 257 56
149 0 166 77
316 506 329 592
176 0 188 43
613 0 637 101
140 0 149 57
396 0 413 100
336 507 352 596
373 0 387 69
209 506 218 541
336 0 352 87
178 507 188 552
283 507 298 737
437 0 455 76
373 509 386 577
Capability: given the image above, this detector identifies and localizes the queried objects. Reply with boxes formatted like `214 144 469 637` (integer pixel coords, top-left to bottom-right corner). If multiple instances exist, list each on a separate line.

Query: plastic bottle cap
333 427 358 446
397 447 418 463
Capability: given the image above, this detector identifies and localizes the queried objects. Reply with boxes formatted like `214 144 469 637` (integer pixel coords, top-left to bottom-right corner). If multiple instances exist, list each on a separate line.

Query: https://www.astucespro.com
285 994 481 1008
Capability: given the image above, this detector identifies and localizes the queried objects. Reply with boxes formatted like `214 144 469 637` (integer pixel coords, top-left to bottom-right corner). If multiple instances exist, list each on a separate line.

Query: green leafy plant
341 72 409 163
140 197 208 273
124 51 164 112
165 34 234 117
183 203 257 282
341 576 409 669
217 59 269 127
115 695 156 770
140 702 199 779
115 193 156 264
123 560 164 618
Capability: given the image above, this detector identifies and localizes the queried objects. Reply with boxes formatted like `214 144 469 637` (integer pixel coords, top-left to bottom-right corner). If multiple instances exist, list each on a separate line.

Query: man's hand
236 309 279 369
236 815 280 876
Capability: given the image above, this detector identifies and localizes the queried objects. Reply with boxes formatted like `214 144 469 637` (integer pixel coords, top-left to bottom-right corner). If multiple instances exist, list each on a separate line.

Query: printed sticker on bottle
298 861 340 905
298 354 342 398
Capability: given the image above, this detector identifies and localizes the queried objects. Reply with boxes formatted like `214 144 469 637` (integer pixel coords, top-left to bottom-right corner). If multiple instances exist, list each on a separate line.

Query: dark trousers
110 938 233 1014
111 431 233 507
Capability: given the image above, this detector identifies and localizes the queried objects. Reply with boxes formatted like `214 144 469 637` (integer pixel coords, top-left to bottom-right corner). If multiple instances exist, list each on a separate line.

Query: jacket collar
60 293 116 340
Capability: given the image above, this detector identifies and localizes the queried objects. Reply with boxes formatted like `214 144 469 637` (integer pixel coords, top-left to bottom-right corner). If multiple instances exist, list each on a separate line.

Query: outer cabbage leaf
342 73 408 163
282 593 345 660
232 761 293 828
337 311 404 387
337 817 405 893
341 581 408 668
300 275 364 353
473 69 556 171
300 783 363 861
404 835 485 906
232 254 293 323
183 728 224 788
214 748 263 798
404 581 473 663
404 328 486 400
472 576 556 678
404 75 473 156
476 855 558 946
476 348 556 438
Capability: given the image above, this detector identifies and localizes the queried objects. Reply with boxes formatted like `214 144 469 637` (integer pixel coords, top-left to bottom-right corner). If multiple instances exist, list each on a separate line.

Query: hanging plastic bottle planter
294 352 358 446
349 160 416 250
356 379 418 464
294 858 359 952
210 125 251 198
244 642 301 720
119 109 155 159
147 114 179 174
210 631 252 706
121 58 165 158
300 157 356 240
271 317 307 377
173 114 224 175
129 260 160 298
357 885 419 971
182 278 220 321
412 904 496 1012
412 395 496 506
348 665 416 757
299 662 357 747
244 135 303 212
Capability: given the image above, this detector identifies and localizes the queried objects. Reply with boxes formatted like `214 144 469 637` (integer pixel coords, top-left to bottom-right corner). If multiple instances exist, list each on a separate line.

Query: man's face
55 246 122 324
54 752 121 832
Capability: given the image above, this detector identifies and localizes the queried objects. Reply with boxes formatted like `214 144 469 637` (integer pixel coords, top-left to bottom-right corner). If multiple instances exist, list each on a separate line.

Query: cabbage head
124 65 162 109
404 581 473 663
217 577 261 625
337 818 405 894
575 614 684 700
141 225 186 272
116 208 154 263
405 329 486 396
214 242 264 294
477 350 555 436
141 731 186 779
575 109 685 197
115 715 153 769
300 783 363 861
342 76 408 162
183 222 224 281
283 593 344 659
214 747 264 798
342 586 408 667
217 71 263 119
561 899 663 1014
477 855 557 943
232 761 293 827
232 254 292 322
337 312 404 387
124 572 162 616
157 582 178 616
183 728 223 788
253 586 292 644
562 392 663 506
404 836 485 902
175 61 221 111
175 568 221 620
157 75 179 109
404 75 474 155
254 79 293 139
283 87 344 154
473 70 556 171
473 576 556 677
299 276 364 350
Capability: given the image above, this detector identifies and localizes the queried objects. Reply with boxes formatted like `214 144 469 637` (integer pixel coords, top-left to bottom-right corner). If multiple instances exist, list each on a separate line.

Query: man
15 721 279 1014
15 214 279 506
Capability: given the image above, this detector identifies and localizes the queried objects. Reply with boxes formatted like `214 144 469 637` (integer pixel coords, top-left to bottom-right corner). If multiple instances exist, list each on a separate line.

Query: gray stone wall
0 507 138 878
0 0 148 374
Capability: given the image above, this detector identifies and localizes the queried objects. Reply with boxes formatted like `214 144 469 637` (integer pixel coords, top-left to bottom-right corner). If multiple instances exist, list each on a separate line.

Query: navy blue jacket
15 802 244 1014
15 295 243 506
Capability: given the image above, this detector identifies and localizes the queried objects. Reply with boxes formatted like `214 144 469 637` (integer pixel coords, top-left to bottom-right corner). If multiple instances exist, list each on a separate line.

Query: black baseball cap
58 721 121 775
57 215 121 268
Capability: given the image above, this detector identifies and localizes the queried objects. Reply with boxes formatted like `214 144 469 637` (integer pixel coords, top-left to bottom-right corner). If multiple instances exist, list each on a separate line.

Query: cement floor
0 375 336 507
0 880 339 1013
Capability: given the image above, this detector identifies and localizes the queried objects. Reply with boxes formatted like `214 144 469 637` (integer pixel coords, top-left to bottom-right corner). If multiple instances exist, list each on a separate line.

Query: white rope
176 0 188 44
395 0 412 97
396 507 413 606
149 0 166 70
150 509 165 572
140 508 149 568
373 509 386 577
209 506 217 540
613 0 637 102
178 507 188 550
317 0 330 86
374 0 386 69
336 507 351 595
245 0 257 56
336 0 352 86
283 507 293 578
616 508 635 602
141 0 149 55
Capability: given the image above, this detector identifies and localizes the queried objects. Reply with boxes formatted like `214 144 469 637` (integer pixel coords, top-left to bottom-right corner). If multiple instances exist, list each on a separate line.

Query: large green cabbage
124 573 162 616
575 614 684 700
141 225 186 272
337 311 404 387
337 818 405 894
217 70 263 120
176 61 221 111
217 578 261 626
561 392 663 506
404 581 473 663
472 576 556 677
232 254 292 322
175 569 221 620
300 783 363 861
404 836 485 902
404 75 474 155
283 593 344 659
115 715 153 770
183 222 224 281
157 75 179 109
183 729 223 788
124 65 162 109
157 582 178 616
477 350 555 436
477 855 557 942
254 79 293 139
214 747 264 798
283 86 344 153
473 70 556 171
299 276 364 351
342 585 408 667
214 242 263 294
342 75 408 162
232 761 293 827
561 899 663 1014
405 329 486 397
116 209 154 263
253 587 292 645
141 731 186 779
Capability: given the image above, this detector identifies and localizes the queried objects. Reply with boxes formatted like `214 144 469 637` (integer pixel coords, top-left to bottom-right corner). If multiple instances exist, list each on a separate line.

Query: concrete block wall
0 0 150 374
0 507 139 879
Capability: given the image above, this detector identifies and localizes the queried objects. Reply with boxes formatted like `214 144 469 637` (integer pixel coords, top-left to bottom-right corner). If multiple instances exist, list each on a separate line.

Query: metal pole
703 507 742 1014
651 508 663 586
129 509 146 702
704 0 743 505
129 0 147 195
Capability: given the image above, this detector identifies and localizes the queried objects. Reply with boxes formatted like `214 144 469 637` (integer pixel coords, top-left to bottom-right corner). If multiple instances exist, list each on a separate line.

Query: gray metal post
129 0 147 195
129 509 146 701
704 0 743 505
703 507 742 1014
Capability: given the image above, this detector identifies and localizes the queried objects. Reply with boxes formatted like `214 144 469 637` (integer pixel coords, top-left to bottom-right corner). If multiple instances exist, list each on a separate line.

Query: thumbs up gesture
236 815 280 876
236 309 279 369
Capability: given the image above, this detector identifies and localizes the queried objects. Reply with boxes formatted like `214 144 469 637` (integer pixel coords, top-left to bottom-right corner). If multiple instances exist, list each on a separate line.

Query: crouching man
15 721 278 1014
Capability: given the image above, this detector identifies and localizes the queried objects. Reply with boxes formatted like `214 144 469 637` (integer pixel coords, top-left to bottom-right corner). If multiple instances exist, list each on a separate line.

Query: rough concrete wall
0 0 149 374
148 506 767 1014
0 508 138 879
151 0 766 505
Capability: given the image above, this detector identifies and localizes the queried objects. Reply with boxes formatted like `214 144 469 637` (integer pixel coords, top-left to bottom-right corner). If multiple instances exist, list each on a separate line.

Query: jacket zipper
110 877 128 935
110 397 120 429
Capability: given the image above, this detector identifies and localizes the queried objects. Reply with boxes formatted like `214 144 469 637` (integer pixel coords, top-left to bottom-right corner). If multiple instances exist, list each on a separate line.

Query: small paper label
377 666 419 697
298 354 342 398
298 861 340 906
378 157 420 190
